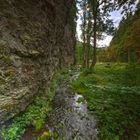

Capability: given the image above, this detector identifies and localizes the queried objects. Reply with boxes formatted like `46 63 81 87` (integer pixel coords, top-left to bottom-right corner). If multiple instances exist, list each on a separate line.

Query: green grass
71 63 140 140
1 68 71 140
1 93 51 140
1 63 140 140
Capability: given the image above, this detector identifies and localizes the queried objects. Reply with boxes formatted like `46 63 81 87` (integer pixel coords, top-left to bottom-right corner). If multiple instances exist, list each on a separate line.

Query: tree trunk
86 35 91 68
127 48 131 63
82 39 86 66
86 45 90 68
73 39 77 66
137 51 140 64
58 47 63 69
91 12 97 68
82 2 87 67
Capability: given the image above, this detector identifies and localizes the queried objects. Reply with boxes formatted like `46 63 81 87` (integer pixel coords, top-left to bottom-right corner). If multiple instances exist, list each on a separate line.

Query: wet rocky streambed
23 81 98 140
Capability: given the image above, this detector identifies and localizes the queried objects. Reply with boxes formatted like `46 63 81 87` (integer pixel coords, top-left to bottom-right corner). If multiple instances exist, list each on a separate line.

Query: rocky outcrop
0 0 76 124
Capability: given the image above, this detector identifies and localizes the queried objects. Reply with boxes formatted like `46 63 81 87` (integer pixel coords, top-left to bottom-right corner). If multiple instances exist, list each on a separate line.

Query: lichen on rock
0 0 76 124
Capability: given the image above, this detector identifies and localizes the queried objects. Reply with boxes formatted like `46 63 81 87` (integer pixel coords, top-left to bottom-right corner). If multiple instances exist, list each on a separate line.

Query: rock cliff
0 0 76 124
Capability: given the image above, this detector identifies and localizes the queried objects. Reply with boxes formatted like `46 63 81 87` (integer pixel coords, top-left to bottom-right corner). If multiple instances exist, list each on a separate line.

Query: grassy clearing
1 68 71 140
71 63 140 140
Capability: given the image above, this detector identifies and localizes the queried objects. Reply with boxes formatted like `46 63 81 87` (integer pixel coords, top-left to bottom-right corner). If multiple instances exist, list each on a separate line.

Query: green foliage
1 69 70 140
71 63 140 139
75 41 93 65
33 119 45 132
38 131 59 140
38 131 52 140
104 7 140 63
1 93 51 140
77 96 84 103
75 41 83 64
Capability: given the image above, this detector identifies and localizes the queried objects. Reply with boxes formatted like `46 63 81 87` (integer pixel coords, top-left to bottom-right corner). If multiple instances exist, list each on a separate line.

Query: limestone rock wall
0 0 76 124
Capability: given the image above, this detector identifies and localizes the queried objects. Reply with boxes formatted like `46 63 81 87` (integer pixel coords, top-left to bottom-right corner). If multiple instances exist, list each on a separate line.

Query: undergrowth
1 68 71 140
71 63 140 140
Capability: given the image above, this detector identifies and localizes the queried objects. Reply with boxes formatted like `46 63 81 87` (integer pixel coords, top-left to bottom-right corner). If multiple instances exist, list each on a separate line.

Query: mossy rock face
0 86 31 124
0 40 6 51
0 40 10 63
0 0 76 125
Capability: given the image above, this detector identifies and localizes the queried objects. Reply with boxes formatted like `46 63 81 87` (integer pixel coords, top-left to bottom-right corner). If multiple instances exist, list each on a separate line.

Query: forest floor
71 63 140 140
1 63 140 140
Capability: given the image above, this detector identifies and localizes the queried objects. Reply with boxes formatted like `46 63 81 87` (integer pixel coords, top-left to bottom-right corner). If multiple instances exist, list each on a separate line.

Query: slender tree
85 9 93 67
80 0 88 66
87 0 114 68
79 0 137 67
80 0 93 67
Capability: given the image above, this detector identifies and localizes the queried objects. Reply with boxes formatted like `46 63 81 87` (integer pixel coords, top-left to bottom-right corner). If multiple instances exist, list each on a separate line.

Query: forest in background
98 4 140 63
76 0 140 65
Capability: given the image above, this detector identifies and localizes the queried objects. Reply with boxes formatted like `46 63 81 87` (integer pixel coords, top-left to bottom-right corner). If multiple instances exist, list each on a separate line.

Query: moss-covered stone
0 0 76 125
